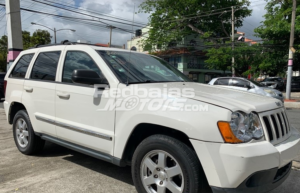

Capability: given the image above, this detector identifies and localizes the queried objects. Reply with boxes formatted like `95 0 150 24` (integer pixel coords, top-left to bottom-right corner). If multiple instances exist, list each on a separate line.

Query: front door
55 50 115 155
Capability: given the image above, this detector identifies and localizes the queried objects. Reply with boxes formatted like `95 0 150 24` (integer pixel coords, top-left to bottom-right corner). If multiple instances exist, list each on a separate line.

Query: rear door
22 48 63 136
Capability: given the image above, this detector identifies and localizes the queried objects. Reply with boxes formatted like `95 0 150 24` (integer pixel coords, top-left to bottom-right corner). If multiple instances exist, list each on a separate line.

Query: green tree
205 42 264 76
0 35 8 72
22 31 32 50
31 30 51 46
139 0 251 50
0 29 51 72
205 46 231 73
254 0 300 75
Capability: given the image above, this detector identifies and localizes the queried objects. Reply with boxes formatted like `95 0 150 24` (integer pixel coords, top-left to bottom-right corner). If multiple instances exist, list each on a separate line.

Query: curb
284 102 300 109
292 161 300 170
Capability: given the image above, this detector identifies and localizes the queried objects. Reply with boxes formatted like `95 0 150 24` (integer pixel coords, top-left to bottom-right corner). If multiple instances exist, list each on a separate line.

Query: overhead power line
0 3 135 35
41 0 147 26
31 0 145 28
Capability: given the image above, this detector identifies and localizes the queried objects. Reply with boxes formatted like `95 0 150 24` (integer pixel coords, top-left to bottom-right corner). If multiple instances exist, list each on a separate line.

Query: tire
132 134 210 193
13 110 45 155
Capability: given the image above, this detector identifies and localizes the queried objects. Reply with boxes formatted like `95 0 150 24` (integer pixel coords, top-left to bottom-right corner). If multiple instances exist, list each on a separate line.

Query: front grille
260 108 290 144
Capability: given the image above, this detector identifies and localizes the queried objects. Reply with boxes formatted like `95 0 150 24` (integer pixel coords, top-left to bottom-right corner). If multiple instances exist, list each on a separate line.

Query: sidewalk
283 92 300 109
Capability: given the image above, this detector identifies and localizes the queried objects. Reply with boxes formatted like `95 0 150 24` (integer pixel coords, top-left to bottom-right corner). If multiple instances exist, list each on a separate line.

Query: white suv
3 43 300 193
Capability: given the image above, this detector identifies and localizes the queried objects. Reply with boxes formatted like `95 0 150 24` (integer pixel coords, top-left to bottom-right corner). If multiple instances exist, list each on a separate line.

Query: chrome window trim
35 115 112 141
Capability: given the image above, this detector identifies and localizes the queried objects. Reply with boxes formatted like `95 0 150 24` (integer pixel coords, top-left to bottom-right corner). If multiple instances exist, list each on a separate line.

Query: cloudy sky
0 0 267 47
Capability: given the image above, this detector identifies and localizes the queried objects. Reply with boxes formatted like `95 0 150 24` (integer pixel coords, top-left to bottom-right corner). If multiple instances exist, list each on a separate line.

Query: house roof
154 47 206 57
95 43 109 47
245 38 258 45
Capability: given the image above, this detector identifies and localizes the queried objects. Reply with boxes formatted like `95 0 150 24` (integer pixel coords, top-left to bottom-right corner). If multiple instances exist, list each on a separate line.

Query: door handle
24 86 33 92
57 92 70 99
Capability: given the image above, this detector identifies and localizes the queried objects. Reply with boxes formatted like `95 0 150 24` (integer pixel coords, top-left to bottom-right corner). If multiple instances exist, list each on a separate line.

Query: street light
31 22 76 44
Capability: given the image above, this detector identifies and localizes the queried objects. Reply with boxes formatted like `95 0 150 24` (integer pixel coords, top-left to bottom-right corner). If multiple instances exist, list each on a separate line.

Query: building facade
127 29 231 83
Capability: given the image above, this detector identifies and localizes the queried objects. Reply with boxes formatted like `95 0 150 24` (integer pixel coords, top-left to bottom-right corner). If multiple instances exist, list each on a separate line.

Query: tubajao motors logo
95 84 209 112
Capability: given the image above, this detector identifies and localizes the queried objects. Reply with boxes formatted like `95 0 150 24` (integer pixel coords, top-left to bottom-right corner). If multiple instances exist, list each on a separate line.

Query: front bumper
190 127 300 192
211 162 291 193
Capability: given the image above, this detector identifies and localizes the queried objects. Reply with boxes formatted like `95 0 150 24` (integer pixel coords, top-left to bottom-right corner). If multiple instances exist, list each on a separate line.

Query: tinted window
215 78 229 86
0 74 5 79
232 79 250 88
292 77 300 82
10 54 34 78
62 51 102 83
30 51 61 81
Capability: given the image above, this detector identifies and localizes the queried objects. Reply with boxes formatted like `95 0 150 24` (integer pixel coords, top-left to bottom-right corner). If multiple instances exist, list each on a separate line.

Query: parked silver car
208 77 284 102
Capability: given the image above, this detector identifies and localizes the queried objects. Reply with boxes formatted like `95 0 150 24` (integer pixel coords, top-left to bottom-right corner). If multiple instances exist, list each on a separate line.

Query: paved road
0 102 300 193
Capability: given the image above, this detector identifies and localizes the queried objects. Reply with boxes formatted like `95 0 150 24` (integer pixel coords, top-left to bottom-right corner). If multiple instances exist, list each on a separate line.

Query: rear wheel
13 110 45 155
132 134 209 193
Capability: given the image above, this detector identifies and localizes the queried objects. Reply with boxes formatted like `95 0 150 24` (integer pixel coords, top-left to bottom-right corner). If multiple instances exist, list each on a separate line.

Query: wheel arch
121 123 195 165
8 102 27 124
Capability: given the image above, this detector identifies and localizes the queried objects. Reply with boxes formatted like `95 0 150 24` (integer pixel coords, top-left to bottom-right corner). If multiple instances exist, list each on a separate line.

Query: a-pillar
6 0 23 71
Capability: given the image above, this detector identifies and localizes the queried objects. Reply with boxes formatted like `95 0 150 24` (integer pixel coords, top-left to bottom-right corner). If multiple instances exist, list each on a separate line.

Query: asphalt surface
0 102 300 193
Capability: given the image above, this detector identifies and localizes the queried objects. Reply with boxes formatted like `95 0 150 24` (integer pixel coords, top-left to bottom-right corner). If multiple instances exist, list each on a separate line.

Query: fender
113 98 231 158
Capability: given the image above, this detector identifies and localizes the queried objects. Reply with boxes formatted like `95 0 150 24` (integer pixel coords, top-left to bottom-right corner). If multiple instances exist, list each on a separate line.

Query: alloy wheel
140 150 184 193
15 118 29 148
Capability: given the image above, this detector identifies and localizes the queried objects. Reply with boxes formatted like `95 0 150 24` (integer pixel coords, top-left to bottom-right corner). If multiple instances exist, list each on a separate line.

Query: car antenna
126 3 135 86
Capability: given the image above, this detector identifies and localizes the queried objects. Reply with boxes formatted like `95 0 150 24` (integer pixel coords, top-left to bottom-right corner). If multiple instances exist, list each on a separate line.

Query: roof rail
28 40 107 49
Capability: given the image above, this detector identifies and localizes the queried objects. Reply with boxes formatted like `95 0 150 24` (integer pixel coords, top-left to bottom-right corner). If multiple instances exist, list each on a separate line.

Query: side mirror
71 69 108 85
246 84 253 90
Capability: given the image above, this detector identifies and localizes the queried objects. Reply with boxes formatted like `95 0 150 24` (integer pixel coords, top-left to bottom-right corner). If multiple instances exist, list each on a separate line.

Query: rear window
30 51 61 81
0 74 5 79
10 54 34 78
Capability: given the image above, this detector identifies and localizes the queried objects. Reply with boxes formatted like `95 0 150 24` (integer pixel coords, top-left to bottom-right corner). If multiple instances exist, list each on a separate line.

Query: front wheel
132 135 208 193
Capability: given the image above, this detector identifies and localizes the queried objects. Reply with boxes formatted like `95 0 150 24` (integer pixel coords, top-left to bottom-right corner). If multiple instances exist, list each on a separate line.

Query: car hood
131 82 282 113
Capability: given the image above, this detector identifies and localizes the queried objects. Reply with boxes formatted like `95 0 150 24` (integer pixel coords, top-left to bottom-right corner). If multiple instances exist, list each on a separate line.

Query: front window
62 51 104 83
97 51 191 84
231 79 250 88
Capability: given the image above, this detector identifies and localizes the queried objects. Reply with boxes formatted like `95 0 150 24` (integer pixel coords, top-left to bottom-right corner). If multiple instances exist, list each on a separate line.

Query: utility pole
107 26 116 47
5 0 23 71
54 28 57 44
231 6 235 77
286 0 297 100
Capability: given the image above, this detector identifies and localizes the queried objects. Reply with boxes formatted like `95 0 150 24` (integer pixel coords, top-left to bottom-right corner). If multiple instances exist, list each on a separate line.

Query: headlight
269 84 277 89
264 88 276 96
218 111 264 143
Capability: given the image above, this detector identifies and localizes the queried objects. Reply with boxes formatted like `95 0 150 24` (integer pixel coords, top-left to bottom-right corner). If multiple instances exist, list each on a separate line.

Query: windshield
248 79 262 86
97 51 191 84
